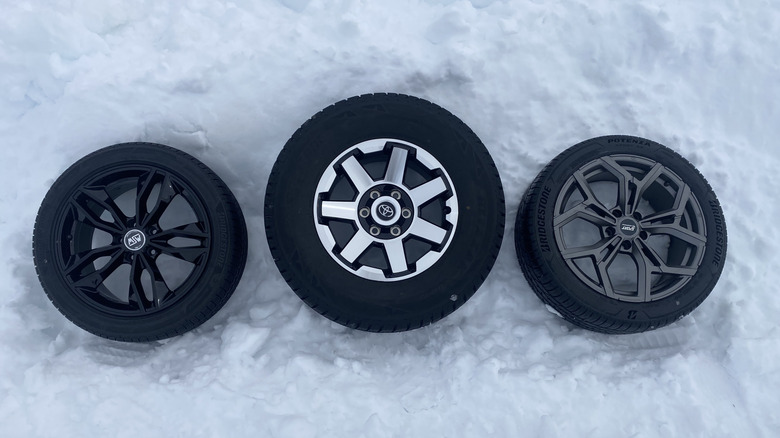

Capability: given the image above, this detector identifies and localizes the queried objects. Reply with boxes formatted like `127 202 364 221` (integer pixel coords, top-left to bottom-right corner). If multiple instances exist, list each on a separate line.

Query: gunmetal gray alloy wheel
33 143 247 342
515 136 727 334
265 93 505 332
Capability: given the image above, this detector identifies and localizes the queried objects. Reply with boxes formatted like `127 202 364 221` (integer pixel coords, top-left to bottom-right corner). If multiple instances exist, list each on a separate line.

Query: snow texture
1 0 779 437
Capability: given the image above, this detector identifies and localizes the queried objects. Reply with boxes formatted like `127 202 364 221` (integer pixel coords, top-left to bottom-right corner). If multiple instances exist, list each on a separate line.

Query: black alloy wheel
33 143 247 342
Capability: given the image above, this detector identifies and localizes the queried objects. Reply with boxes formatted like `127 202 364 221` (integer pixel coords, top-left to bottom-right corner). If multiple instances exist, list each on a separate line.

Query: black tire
33 142 248 342
515 135 727 334
265 93 505 332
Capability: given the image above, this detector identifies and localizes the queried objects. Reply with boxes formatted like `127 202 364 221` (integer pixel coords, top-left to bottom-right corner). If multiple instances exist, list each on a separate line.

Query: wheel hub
617 218 639 238
123 229 147 251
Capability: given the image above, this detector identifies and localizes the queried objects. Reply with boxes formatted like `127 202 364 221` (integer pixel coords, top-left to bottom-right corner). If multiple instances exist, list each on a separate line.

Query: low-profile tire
33 142 248 342
515 135 727 334
265 93 505 332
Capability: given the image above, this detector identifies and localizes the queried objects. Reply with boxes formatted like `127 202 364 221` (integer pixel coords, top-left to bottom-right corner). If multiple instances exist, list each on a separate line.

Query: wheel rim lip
51 163 212 316
313 138 459 282
551 153 707 303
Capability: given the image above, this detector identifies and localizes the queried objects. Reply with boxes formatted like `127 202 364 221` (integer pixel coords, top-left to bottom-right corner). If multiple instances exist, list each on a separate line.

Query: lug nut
606 227 616 237
633 212 643 220
390 226 401 236
621 241 632 251
612 209 623 218
369 226 381 236
401 208 412 219
359 207 370 218
640 231 649 240
369 190 380 200
391 190 402 200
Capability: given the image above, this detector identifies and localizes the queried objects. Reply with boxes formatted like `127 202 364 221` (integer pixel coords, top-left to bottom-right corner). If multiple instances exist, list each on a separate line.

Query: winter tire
33 143 248 342
515 135 727 334
265 93 505 332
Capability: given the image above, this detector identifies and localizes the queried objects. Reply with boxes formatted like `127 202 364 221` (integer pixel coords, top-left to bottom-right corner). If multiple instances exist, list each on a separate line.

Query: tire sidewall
527 135 726 324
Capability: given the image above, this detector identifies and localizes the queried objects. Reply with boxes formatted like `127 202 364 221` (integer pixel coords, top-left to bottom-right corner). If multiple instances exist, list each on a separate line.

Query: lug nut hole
369 226 381 236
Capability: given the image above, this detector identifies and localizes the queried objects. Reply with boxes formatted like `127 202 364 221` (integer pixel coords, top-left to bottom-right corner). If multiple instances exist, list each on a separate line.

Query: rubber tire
515 135 727 334
265 93 505 332
33 143 248 342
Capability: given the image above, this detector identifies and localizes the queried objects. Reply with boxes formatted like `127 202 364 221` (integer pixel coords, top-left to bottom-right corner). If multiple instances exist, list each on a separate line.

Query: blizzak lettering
710 200 725 268
537 186 552 252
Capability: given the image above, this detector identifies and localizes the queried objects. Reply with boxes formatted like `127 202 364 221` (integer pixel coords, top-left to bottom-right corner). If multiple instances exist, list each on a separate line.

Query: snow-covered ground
2 0 779 436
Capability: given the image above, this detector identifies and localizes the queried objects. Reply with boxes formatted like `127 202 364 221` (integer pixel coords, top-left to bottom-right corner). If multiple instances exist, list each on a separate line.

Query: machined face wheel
515 136 727 334
314 139 458 281
33 143 247 342
553 154 706 302
265 93 505 332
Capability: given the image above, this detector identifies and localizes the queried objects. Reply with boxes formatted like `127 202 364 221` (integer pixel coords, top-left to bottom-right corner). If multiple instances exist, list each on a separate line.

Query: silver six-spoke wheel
314 139 458 281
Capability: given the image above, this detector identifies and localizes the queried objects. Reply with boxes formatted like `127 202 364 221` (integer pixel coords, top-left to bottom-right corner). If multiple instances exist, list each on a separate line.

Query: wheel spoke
632 244 655 302
77 186 127 226
139 253 170 303
339 230 373 263
599 156 633 213
70 199 123 234
149 242 208 264
560 236 620 260
341 155 374 193
64 244 123 276
632 163 664 211
384 146 408 184
642 223 706 248
153 222 208 240
595 242 621 299
320 201 358 221
128 254 151 312
407 218 447 245
640 184 692 223
383 239 408 274
71 250 125 291
409 176 447 206
135 169 160 226
572 171 615 221
140 174 178 228
637 240 698 276
554 203 615 228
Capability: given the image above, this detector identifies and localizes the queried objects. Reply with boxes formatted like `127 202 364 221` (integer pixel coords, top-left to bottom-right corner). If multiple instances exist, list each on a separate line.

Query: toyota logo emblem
378 203 395 218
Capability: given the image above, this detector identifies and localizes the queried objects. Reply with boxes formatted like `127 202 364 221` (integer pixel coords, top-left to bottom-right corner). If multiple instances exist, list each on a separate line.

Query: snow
1 0 779 436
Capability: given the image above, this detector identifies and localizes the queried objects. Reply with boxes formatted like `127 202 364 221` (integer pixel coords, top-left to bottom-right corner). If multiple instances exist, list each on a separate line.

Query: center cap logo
378 203 395 218
619 219 638 236
123 229 147 251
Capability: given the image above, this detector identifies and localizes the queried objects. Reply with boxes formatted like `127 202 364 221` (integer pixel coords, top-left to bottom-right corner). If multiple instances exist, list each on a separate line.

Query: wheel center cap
123 229 147 251
618 219 639 237
371 196 402 226
377 202 395 218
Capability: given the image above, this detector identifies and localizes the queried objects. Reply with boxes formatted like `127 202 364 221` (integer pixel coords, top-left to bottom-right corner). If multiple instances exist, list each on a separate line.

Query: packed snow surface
2 1 779 436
